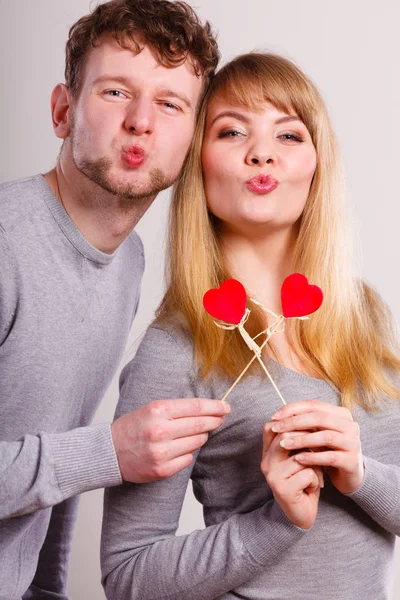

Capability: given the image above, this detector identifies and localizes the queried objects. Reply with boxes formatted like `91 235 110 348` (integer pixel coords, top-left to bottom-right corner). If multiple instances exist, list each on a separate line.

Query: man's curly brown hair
65 0 219 98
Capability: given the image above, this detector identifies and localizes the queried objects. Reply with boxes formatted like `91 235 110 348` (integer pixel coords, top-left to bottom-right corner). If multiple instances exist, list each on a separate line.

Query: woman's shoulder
149 312 195 357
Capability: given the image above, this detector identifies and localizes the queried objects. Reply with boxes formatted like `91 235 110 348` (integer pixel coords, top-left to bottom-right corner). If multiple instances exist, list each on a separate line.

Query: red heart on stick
281 273 323 318
203 279 247 324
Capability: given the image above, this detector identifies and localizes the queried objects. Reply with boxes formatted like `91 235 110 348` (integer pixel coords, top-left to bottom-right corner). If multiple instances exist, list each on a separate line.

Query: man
0 1 226 598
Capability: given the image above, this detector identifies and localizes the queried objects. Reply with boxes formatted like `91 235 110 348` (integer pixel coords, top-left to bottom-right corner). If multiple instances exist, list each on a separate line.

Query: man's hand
270 400 364 494
261 423 323 529
111 399 230 483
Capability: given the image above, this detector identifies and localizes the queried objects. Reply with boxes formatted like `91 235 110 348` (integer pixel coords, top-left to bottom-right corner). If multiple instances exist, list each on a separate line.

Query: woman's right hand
261 423 323 529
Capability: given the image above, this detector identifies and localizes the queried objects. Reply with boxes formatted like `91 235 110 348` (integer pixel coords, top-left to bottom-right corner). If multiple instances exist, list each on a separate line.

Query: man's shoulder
125 229 144 258
0 174 45 233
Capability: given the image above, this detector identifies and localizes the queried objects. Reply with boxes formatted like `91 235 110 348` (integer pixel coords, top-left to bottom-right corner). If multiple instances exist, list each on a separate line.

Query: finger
167 416 224 440
293 450 348 468
271 400 352 421
152 454 194 480
271 411 351 435
263 428 312 461
272 452 324 489
315 466 324 489
262 422 277 456
162 433 209 461
279 430 353 452
166 398 231 419
287 467 321 496
274 454 315 481
262 432 319 477
263 425 308 454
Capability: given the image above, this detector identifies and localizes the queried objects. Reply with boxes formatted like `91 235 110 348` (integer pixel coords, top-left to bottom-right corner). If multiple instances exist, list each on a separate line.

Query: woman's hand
261 423 323 529
269 400 364 494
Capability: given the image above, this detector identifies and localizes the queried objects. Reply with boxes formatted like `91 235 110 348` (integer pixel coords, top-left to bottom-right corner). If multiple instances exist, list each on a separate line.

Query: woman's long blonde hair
157 53 400 410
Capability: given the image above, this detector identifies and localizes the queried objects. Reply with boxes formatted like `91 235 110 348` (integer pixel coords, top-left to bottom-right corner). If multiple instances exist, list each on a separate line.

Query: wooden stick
254 354 287 405
221 316 284 402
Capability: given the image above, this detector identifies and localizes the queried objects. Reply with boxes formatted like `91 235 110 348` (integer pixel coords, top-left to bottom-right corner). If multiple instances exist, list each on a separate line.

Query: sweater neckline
266 355 337 393
37 174 117 266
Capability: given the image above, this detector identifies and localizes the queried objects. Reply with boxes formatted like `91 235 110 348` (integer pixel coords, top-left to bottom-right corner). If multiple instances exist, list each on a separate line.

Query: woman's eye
218 129 245 139
278 133 304 143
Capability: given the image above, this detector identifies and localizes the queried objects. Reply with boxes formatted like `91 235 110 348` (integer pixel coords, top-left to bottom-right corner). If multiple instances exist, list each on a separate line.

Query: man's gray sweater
0 175 144 599
102 322 400 600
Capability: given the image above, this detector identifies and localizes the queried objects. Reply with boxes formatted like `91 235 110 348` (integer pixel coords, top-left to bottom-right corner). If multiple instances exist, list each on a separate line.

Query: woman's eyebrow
209 110 251 128
209 111 303 128
275 115 302 125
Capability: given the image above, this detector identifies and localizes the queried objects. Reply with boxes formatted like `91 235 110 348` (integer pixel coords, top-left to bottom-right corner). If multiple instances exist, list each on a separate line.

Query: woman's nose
245 142 275 166
250 154 274 165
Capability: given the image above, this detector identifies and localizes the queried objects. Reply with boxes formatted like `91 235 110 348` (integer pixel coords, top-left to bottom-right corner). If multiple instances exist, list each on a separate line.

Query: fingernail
223 403 231 414
271 409 282 420
293 454 305 461
271 423 283 432
280 438 293 448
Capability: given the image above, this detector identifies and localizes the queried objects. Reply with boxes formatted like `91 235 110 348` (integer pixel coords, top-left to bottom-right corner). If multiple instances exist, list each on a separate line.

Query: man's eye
105 90 126 98
162 102 180 111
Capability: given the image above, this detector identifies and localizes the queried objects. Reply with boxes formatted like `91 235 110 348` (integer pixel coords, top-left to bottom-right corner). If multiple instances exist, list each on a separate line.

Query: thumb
262 422 277 457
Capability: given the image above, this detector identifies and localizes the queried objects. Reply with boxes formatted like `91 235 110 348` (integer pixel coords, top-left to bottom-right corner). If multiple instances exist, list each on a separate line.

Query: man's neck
44 164 155 254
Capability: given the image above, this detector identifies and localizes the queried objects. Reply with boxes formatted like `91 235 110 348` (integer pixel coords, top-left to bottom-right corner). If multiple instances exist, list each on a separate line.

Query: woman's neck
220 225 296 314
219 224 323 378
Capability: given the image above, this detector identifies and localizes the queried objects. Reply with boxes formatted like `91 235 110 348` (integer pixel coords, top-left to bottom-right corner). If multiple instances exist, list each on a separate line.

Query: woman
101 53 400 599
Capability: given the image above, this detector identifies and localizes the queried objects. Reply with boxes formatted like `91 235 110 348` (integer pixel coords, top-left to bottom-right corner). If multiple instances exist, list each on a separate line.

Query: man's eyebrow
156 88 192 110
91 76 192 109
92 75 133 87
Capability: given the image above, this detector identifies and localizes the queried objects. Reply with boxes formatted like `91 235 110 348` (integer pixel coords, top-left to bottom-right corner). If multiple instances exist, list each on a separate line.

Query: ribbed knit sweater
102 322 400 600
0 175 144 599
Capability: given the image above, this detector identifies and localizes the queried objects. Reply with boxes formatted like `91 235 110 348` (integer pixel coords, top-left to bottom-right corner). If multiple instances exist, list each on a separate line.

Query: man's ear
50 83 73 139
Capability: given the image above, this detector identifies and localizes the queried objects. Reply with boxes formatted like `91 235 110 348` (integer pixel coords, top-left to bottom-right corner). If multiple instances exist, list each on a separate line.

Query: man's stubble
69 123 178 203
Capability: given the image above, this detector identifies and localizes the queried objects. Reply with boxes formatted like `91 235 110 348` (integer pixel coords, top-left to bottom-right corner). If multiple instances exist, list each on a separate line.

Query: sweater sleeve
0 424 122 519
346 454 400 536
101 325 307 600
0 230 122 519
0 227 18 345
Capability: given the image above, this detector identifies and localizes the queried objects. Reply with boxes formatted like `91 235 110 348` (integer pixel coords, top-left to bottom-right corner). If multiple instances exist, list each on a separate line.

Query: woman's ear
50 83 73 139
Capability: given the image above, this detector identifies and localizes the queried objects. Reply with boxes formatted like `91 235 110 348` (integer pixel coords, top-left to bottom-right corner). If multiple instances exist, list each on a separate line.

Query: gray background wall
0 0 399 597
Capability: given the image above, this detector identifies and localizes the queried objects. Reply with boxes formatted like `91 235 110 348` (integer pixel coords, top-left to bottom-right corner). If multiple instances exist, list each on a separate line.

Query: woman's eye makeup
278 132 305 143
217 128 246 139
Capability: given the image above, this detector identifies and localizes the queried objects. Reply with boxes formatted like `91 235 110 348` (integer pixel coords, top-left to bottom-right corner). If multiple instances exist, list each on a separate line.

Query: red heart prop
281 273 323 318
203 279 247 324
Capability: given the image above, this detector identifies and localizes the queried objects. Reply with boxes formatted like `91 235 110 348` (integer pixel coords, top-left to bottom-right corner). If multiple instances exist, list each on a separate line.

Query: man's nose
124 97 155 135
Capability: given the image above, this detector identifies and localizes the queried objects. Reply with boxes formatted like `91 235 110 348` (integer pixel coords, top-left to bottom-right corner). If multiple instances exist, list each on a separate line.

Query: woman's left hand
268 399 365 494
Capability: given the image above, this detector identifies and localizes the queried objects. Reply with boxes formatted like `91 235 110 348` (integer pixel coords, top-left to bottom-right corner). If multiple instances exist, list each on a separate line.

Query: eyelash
279 133 304 143
105 90 126 98
104 92 180 113
217 130 305 143
218 129 244 139
161 102 180 112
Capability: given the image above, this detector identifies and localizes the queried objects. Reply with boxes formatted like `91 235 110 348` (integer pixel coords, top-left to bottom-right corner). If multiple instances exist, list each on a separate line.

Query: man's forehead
84 33 198 79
